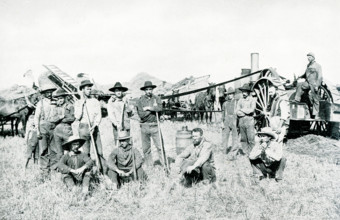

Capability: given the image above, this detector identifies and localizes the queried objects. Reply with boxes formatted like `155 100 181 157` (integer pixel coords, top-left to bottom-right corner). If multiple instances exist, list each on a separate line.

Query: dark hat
307 52 315 58
225 87 235 94
62 135 86 150
140 81 157 90
257 127 277 140
239 83 252 92
109 82 128 92
79 79 93 90
53 89 68 97
117 130 131 140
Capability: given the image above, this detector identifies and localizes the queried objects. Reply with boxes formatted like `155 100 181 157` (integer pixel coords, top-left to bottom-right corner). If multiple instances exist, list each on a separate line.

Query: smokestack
251 53 259 73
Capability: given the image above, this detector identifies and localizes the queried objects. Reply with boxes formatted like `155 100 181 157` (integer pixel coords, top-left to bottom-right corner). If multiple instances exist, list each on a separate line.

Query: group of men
24 52 322 190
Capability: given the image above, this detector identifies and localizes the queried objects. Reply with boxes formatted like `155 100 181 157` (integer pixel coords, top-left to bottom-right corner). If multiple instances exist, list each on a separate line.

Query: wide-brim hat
79 79 94 90
225 87 235 94
257 127 277 140
53 88 68 97
62 135 86 150
239 83 252 92
38 72 57 93
117 130 131 140
109 82 128 92
140 81 157 90
40 87 57 93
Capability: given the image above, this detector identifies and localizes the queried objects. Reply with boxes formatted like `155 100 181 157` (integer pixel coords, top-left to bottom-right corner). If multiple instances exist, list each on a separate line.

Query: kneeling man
176 128 216 187
249 127 286 183
58 136 94 193
107 130 147 189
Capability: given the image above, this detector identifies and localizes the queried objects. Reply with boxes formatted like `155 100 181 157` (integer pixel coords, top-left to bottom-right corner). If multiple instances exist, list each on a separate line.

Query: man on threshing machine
293 52 323 118
51 89 75 170
106 130 147 189
249 127 287 183
236 83 256 155
136 81 164 166
74 79 105 172
58 135 94 194
107 82 133 145
34 74 58 180
221 87 239 160
175 128 216 187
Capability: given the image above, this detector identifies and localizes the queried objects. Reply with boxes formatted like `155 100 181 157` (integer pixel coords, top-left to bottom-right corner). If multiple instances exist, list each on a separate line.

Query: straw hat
117 130 131 140
257 127 277 140
225 87 235 94
38 72 57 93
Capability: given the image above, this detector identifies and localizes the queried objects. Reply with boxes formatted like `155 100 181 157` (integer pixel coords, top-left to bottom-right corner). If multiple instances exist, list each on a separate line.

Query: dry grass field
1 118 340 219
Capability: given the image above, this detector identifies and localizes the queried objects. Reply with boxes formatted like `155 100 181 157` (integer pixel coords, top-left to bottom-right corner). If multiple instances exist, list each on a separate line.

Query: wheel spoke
254 89 266 110
258 84 267 110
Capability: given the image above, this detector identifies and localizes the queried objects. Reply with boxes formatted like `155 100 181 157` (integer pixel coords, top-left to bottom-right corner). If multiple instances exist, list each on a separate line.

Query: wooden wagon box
290 103 311 120
319 101 340 122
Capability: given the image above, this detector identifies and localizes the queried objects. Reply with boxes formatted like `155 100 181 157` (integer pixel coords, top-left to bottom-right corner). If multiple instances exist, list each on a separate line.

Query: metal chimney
251 53 259 73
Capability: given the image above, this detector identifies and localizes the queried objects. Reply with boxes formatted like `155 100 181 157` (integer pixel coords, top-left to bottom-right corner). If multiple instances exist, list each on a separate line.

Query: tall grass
0 118 339 219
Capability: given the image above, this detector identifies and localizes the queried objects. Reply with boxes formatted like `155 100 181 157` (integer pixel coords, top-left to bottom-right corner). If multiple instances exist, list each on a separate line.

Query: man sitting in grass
58 135 94 194
107 130 147 189
249 127 287 183
176 127 216 187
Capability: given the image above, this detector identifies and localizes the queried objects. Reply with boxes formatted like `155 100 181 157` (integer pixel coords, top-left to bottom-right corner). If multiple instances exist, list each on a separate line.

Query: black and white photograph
0 0 339 219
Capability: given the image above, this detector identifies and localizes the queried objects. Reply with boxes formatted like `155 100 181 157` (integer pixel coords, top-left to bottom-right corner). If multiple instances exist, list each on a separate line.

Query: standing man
136 81 163 166
175 128 216 187
236 84 256 155
107 82 133 145
294 52 323 117
221 87 239 160
249 127 286 183
34 78 57 180
267 80 290 143
52 89 75 170
74 79 104 169
107 130 147 189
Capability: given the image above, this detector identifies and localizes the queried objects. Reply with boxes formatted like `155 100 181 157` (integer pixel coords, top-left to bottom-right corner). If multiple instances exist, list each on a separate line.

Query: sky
0 0 339 90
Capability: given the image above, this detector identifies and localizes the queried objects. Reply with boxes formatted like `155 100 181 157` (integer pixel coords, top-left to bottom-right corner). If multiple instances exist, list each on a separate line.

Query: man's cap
53 89 68 97
140 81 157 91
118 130 131 140
239 83 252 92
307 52 315 58
225 87 235 94
109 82 128 92
79 79 94 91
257 127 277 140
62 135 86 150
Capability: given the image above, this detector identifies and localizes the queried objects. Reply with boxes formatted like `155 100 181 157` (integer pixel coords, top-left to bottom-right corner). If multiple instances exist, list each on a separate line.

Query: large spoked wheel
252 77 286 131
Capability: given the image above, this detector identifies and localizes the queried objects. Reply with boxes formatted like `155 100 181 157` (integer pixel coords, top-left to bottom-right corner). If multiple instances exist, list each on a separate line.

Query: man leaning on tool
236 83 256 155
74 79 105 168
107 130 147 189
294 52 323 118
175 127 216 187
136 81 164 166
107 82 133 145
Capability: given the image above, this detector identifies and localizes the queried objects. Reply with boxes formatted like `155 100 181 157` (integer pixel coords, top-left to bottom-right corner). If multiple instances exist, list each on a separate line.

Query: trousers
140 123 164 165
250 157 287 180
295 81 320 115
38 122 55 173
222 117 238 153
52 123 73 170
180 159 216 187
63 171 91 189
107 167 147 188
238 116 255 155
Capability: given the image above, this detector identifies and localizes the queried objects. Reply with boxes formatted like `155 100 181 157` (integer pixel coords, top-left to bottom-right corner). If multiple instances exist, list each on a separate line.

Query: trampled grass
1 118 340 219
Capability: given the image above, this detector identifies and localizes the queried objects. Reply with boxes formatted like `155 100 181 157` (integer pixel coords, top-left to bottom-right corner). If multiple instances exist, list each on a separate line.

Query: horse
194 83 216 123
166 90 181 121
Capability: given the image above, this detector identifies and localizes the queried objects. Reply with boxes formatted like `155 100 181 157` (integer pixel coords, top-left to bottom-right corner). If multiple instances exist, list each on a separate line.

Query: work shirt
34 98 59 127
74 97 101 126
222 98 237 124
249 141 282 166
107 98 132 130
176 138 215 169
236 96 256 117
107 145 143 172
269 93 290 129
58 151 94 174
55 103 75 125
137 94 162 123
302 61 323 88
